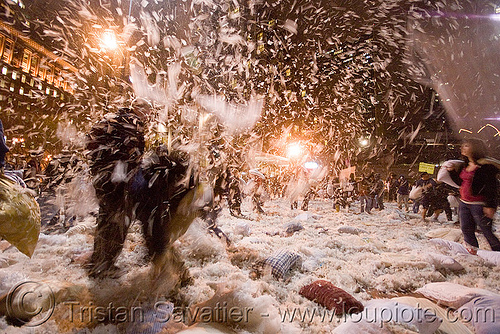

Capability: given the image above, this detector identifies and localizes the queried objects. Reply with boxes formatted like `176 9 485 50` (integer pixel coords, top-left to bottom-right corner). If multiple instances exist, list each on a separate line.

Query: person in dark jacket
85 106 206 278
0 119 9 172
358 173 374 213
370 173 385 210
415 172 437 221
448 138 500 253
85 107 147 277
396 175 410 211
426 181 454 222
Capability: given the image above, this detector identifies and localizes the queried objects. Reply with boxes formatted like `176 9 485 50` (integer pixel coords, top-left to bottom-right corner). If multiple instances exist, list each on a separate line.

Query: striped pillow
299 280 364 315
253 249 302 280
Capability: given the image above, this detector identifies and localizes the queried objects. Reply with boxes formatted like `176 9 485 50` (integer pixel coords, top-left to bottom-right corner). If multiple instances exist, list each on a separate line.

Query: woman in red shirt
449 138 500 254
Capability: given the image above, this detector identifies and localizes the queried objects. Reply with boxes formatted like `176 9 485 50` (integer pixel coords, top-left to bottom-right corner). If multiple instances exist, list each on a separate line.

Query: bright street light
359 137 369 147
286 142 303 159
100 30 119 51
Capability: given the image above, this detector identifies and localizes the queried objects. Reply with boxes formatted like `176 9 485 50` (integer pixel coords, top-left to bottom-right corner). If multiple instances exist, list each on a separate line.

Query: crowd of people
1 112 499 282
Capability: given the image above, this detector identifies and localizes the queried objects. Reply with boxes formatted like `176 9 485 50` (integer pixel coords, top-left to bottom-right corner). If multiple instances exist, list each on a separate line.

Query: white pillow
393 296 474 334
476 249 500 266
409 186 423 200
338 226 366 235
415 282 498 309
334 299 442 334
457 295 500 334
447 195 460 208
426 228 462 242
429 238 469 255
437 161 463 188
427 252 464 272
177 323 233 333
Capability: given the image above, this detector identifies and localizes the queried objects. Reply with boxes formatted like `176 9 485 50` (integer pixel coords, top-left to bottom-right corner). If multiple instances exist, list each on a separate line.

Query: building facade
0 18 77 168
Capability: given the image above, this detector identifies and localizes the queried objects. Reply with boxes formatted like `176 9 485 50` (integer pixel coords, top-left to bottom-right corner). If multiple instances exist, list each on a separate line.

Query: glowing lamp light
304 161 319 169
12 137 25 145
359 138 369 147
286 143 303 159
100 30 118 51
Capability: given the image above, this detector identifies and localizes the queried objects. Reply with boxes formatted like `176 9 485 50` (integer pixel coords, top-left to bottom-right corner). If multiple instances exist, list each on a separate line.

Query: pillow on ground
393 296 473 334
415 282 498 309
233 222 251 237
338 226 366 235
427 252 464 272
426 228 462 242
378 252 428 269
334 299 441 334
457 295 500 334
299 280 363 315
333 321 392 334
176 323 234 333
429 238 469 255
477 249 500 266
253 249 302 280
125 303 177 334
283 222 303 235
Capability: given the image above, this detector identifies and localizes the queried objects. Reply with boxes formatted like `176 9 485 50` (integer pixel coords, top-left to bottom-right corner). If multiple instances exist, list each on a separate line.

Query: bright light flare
359 138 369 147
286 143 303 159
100 30 118 50
304 161 319 169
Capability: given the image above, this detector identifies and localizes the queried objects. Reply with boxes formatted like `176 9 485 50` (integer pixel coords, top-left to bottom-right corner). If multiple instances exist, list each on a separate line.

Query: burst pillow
299 280 364 315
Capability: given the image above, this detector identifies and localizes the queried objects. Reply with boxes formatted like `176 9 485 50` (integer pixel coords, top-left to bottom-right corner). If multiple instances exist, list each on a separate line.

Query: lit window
0 80 4 88
12 71 18 80
21 74 26 83
9 85 15 92
21 50 31 72
2 39 14 63
29 79 34 87
30 55 39 77
38 67 46 80
19 87 24 95
38 83 43 90
46 65 54 85
46 87 50 95
1 67 7 75
53 90 57 97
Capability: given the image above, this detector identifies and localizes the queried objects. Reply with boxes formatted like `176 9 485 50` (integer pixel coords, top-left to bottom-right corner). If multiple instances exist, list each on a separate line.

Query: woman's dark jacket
449 160 499 209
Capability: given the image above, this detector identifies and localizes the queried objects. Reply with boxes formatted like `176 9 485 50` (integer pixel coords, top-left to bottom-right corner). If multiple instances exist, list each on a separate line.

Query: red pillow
299 280 364 315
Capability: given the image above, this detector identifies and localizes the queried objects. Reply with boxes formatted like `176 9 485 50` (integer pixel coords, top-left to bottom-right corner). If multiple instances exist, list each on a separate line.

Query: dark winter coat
396 178 410 195
357 176 372 196
449 160 499 209
370 179 385 197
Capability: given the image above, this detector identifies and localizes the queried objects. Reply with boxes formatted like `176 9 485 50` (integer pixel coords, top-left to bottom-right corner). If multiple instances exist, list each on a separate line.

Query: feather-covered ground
1 196 499 333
